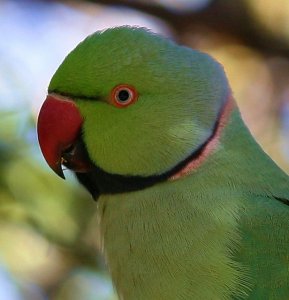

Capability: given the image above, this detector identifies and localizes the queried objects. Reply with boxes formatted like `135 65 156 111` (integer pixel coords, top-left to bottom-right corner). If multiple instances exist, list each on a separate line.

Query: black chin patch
75 166 167 201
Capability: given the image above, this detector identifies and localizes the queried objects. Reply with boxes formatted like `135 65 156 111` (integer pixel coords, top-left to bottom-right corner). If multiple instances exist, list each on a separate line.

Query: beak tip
50 162 66 180
58 171 66 180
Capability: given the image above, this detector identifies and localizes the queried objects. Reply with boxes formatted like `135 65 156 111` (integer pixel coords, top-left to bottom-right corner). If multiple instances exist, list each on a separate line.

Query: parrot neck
169 95 235 181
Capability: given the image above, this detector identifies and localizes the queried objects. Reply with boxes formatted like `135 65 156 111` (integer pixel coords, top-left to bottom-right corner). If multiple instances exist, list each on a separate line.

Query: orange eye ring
110 84 138 108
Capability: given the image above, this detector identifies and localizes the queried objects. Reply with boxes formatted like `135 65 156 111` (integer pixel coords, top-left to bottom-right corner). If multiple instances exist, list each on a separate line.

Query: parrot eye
110 84 138 108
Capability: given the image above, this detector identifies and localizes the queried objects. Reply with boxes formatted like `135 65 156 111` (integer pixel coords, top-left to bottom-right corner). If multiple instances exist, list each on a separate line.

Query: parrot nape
37 26 289 299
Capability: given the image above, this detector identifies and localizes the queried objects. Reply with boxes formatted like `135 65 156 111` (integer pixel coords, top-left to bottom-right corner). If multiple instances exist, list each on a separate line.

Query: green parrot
37 26 289 299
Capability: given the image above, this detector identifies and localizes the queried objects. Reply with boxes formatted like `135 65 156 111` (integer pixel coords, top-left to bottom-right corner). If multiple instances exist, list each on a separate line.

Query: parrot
37 26 289 299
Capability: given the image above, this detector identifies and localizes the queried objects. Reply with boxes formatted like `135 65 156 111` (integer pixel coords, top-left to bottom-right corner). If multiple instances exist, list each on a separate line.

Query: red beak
37 94 84 178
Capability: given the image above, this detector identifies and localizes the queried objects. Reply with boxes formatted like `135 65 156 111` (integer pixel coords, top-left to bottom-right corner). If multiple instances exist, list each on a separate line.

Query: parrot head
37 26 231 200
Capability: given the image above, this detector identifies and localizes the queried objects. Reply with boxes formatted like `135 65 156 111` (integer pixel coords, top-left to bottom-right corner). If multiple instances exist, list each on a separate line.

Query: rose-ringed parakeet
37 27 289 299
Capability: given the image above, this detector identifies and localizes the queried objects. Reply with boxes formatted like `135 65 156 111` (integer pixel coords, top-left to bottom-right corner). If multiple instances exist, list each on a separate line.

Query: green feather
48 26 289 299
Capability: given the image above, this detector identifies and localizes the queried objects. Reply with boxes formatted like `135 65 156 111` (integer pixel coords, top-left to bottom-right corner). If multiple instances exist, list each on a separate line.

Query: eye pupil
117 89 130 102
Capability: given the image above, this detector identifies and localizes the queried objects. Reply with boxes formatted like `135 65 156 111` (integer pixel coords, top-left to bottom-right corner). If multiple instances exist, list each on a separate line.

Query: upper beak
37 94 85 178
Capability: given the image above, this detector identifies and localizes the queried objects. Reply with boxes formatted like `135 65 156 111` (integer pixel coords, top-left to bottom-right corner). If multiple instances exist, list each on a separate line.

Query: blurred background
1 0 289 299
